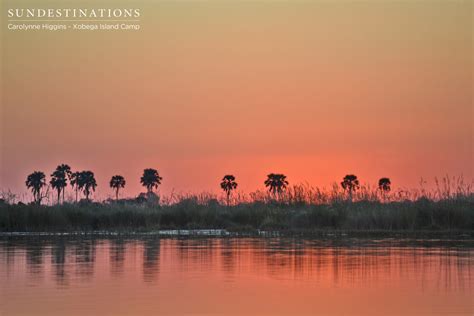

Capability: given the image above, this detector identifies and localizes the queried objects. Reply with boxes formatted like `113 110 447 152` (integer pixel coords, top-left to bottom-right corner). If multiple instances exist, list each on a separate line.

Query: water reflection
51 239 67 285
1 239 16 275
74 239 96 279
143 238 160 282
220 239 236 276
110 238 126 277
26 240 44 277
0 237 472 315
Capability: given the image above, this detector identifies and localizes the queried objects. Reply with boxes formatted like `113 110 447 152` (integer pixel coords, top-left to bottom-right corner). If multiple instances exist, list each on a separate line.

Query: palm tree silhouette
220 175 238 206
264 173 288 198
341 174 360 201
56 164 71 202
140 169 162 193
70 171 80 203
77 171 97 201
26 171 46 204
50 170 67 204
378 178 391 201
110 175 126 201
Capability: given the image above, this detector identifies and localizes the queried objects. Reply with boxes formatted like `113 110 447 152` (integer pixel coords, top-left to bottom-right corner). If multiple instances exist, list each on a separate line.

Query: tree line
25 164 391 205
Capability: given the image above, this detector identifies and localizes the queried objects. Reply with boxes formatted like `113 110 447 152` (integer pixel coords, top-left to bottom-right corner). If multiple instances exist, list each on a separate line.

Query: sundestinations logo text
7 8 141 19
6 8 142 32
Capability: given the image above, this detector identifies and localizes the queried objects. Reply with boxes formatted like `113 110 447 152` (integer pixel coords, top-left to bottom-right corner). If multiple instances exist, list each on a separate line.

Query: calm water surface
0 236 472 316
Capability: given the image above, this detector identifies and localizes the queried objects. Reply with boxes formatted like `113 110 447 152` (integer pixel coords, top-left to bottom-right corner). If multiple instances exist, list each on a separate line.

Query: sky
1 0 473 200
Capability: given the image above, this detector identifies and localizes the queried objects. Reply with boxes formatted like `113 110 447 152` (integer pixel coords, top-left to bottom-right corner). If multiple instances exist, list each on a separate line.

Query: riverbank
1 197 472 233
0 229 473 242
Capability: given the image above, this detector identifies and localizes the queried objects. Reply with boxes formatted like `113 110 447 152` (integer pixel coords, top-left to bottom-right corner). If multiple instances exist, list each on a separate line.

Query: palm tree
77 171 97 201
220 175 238 206
378 177 391 200
341 174 360 201
56 164 71 202
26 171 46 204
378 178 391 192
264 173 288 198
50 170 67 204
140 168 162 193
70 171 80 202
110 175 126 200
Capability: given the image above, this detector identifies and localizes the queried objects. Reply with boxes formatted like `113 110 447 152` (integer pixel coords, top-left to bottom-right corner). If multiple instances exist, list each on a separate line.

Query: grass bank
0 197 473 233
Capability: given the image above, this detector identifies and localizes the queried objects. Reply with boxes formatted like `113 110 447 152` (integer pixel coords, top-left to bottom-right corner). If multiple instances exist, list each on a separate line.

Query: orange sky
1 0 473 200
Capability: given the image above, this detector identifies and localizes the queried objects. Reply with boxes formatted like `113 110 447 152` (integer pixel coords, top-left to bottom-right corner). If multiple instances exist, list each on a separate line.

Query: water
0 236 473 315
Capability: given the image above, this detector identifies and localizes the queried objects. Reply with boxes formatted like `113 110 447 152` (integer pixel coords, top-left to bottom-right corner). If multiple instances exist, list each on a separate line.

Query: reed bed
0 177 472 232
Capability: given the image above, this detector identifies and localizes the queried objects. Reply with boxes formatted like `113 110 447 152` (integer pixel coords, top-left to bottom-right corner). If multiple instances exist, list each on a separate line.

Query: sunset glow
2 0 472 199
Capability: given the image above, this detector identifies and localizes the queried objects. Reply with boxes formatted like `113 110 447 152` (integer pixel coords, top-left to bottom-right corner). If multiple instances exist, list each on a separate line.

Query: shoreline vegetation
0 164 472 233
0 198 472 233
1 188 473 234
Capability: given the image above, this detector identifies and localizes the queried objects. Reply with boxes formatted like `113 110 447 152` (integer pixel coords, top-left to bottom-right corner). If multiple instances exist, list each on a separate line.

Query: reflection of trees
220 239 236 275
143 238 160 282
26 240 44 276
276 242 471 291
74 239 96 279
0 237 471 294
110 239 126 277
51 239 68 286
174 239 217 273
262 239 307 279
1 240 17 272
212 238 473 291
435 247 472 292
